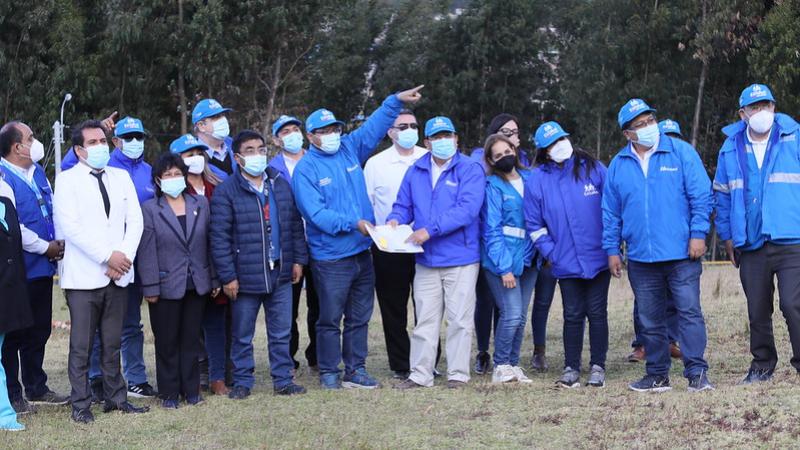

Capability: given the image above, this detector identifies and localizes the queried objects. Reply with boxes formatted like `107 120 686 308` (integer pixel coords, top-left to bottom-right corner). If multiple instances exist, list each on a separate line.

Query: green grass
3 265 800 449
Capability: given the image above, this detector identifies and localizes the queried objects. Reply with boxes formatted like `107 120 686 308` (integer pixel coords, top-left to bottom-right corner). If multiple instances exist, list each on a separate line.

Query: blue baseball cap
618 98 656 129
271 115 303 137
739 84 775 108
305 109 344 133
658 119 682 137
192 99 232 125
114 116 145 137
169 134 209 155
533 121 570 149
424 116 456 137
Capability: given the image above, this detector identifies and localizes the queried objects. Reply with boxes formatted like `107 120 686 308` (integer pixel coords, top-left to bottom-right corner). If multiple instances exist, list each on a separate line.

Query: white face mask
210 117 230 140
747 110 774 135
183 155 206 174
21 139 45 163
549 139 574 163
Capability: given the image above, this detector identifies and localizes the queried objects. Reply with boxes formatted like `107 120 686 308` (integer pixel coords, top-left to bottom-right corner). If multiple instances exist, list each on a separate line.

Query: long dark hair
483 133 524 180
534 138 597 181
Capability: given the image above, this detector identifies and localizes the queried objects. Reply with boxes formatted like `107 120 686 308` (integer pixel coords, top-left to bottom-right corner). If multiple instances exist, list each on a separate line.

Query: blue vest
0 163 56 279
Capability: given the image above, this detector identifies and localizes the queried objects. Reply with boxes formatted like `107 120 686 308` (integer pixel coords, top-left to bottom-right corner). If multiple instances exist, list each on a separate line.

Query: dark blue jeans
559 271 611 370
230 282 293 390
202 301 228 382
311 251 375 377
632 292 679 347
474 268 499 353
531 266 558 347
484 266 538 366
628 259 708 378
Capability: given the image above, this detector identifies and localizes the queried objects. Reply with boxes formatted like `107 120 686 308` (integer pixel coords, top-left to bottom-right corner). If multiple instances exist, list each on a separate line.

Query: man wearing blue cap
193 99 236 180
389 116 485 389
603 98 714 393
268 115 320 372
292 85 423 389
714 84 800 383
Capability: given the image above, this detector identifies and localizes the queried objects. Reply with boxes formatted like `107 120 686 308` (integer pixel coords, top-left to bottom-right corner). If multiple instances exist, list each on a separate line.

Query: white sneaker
512 366 533 384
492 364 517 383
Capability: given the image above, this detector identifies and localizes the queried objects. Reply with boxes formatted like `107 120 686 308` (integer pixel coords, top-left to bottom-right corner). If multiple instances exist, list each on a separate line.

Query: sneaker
274 383 306 396
556 367 580 388
228 386 251 400
71 407 94 424
586 365 605 388
739 367 774 385
474 351 492 375
687 371 715 392
531 346 548 372
186 395 205 405
11 398 37 415
394 378 425 390
392 370 410 380
492 364 517 384
320 373 341 390
127 382 157 398
627 346 646 362
628 374 671 392
90 377 104 404
433 368 443 378
0 422 25 431
342 368 381 389
512 366 533 384
161 399 180 409
28 389 70 405
447 380 467 389
103 401 149 414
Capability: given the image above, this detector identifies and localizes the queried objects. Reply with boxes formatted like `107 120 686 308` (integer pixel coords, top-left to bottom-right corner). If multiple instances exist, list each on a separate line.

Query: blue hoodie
387 151 486 268
602 134 712 263
293 95 403 261
713 113 800 249
481 170 534 276
525 157 608 279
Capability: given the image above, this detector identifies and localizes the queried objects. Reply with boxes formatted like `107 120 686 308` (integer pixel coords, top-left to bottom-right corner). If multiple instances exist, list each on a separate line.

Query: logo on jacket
445 180 458 187
319 177 332 187
660 166 678 172
346 164 358 172
583 183 599 196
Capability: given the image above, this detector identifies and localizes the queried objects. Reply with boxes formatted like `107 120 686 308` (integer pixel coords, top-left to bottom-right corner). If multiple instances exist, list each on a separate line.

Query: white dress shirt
748 128 770 169
283 153 300 178
431 157 451 188
54 162 143 289
633 136 659 178
364 144 427 225
0 158 51 255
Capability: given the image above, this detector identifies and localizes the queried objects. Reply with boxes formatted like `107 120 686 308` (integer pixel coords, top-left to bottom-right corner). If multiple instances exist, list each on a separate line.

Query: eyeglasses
239 147 268 156
498 128 519 137
428 132 454 141
627 115 657 130
313 126 342 136
121 134 145 142
393 123 419 131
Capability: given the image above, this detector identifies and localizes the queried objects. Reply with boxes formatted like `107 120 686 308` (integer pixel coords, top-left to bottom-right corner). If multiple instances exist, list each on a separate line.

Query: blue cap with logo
170 134 209 155
533 121 570 149
424 116 456 137
658 119 682 137
114 116 145 137
192 99 232 125
618 98 657 129
739 84 775 108
271 115 303 137
305 109 345 133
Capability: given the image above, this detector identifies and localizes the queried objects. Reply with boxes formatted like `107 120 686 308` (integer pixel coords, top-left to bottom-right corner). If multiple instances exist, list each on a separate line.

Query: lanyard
0 160 50 220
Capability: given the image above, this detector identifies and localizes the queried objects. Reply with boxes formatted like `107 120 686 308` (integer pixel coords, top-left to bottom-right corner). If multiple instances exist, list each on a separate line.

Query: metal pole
53 120 63 176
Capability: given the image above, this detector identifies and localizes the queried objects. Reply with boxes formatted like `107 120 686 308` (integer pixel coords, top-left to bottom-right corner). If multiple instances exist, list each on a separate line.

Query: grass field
3 265 800 449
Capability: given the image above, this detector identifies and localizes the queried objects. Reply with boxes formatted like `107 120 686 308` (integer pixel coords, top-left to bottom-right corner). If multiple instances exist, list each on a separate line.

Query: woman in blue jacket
525 122 610 388
480 133 536 384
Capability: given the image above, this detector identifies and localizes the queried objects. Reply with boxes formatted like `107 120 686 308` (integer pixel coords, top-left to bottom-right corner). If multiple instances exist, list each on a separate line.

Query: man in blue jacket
193 98 237 180
713 84 800 383
293 85 423 389
602 98 714 393
0 121 69 413
388 116 486 389
210 130 307 397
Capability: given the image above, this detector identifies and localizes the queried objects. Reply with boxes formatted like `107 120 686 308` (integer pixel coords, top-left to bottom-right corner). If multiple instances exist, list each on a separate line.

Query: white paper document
367 224 424 253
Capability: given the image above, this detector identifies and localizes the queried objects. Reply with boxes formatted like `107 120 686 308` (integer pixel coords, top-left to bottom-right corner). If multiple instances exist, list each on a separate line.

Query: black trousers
373 247 416 372
149 291 207 400
290 266 319 368
740 243 800 372
1 277 53 401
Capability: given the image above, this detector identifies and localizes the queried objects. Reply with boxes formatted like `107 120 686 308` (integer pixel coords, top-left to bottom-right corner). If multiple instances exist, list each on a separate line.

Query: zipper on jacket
256 196 272 293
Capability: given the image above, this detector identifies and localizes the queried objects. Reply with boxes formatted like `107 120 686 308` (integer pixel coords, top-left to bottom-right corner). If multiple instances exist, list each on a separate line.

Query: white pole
53 120 63 176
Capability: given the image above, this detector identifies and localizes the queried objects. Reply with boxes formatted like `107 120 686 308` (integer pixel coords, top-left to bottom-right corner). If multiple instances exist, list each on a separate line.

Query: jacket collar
414 150 466 172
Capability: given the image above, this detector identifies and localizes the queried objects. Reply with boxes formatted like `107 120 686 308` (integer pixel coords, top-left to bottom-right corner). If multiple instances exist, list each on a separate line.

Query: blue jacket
0 163 56 279
293 94 403 261
713 113 800 249
204 136 237 180
602 134 712 263
61 148 154 205
387 151 486 268
210 167 307 295
525 157 608 279
481 170 534 276
60 147 79 172
268 152 299 185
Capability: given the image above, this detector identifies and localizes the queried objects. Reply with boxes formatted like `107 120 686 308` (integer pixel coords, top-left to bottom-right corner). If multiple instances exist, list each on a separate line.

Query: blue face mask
121 138 144 159
430 138 457 160
160 177 186 198
211 117 230 140
83 144 111 170
319 133 341 154
396 128 419 149
241 154 268 176
281 131 304 154
633 124 660 148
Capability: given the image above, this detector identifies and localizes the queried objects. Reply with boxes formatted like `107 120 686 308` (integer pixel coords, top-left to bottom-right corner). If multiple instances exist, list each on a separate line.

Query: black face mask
493 154 516 173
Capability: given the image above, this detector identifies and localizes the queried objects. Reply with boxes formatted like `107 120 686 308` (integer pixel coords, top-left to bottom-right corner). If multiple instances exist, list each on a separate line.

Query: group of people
0 82 798 429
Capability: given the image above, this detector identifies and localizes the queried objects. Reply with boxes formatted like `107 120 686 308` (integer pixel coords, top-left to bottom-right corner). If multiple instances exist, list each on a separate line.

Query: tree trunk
691 0 709 149
177 0 187 134
264 47 283 138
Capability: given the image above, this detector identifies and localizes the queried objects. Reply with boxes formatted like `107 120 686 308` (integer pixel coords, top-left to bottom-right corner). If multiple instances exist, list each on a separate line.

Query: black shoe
228 386 251 400
628 374 672 393
186 395 205 406
103 401 150 414
392 370 411 380
127 382 157 398
11 398 37 415
28 389 70 405
90 377 104 404
739 367 774 385
474 351 492 375
71 407 95 424
274 383 306 396
687 371 715 392
199 357 210 391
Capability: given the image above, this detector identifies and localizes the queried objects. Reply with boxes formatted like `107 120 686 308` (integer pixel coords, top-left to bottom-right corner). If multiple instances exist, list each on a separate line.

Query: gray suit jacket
138 193 218 299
